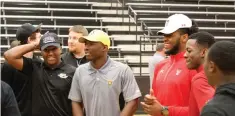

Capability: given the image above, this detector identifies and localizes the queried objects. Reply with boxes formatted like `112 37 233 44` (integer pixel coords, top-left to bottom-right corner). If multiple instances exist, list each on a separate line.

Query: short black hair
189 31 215 48
179 20 199 36
208 41 235 74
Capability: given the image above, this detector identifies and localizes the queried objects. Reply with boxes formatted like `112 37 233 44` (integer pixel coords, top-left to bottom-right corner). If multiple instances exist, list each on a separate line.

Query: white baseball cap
158 14 192 35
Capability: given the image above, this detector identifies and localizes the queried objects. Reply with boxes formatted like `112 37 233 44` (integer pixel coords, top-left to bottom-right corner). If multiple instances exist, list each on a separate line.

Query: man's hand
144 89 156 105
141 89 163 116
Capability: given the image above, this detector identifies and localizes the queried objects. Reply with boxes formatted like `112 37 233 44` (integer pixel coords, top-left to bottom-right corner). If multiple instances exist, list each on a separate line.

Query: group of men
1 13 235 116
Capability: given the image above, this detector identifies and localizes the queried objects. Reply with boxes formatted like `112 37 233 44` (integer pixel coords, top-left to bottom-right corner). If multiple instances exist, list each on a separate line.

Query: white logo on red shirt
176 69 182 75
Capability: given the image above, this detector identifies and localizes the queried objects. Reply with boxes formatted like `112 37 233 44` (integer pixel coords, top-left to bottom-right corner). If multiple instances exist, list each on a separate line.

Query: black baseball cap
40 32 61 51
16 23 42 44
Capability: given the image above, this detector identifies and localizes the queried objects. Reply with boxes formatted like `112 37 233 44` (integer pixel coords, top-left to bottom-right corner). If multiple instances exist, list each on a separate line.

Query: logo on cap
43 36 55 43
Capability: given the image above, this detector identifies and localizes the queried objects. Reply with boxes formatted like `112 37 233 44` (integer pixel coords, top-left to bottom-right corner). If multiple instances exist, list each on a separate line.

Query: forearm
3 42 37 70
120 99 138 116
4 43 37 60
72 102 84 116
168 106 188 116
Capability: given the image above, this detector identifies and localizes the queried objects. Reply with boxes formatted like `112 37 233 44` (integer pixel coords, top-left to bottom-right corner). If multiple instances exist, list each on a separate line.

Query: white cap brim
157 26 179 35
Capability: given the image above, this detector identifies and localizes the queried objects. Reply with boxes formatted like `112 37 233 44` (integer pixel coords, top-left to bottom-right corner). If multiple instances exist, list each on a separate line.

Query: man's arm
200 104 224 116
68 68 84 116
192 76 215 112
3 42 38 71
120 98 139 116
71 102 83 116
1 81 21 116
121 66 142 115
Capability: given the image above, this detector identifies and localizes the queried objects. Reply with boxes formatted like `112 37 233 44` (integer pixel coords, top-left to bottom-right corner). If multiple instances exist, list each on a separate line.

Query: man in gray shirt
148 43 165 88
68 30 142 116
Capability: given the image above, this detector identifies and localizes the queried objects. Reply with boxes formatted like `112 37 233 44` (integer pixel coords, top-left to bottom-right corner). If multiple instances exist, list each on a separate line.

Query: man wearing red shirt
184 31 215 116
141 14 198 116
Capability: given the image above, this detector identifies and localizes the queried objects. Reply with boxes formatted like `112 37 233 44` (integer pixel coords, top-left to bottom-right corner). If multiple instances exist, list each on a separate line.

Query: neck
196 59 204 72
73 50 85 58
156 51 165 57
178 45 186 53
91 55 108 69
216 74 235 87
47 60 62 69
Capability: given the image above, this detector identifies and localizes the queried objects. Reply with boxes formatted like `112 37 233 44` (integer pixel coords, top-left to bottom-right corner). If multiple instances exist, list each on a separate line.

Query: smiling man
141 14 199 116
62 25 89 67
184 31 215 116
4 32 76 116
68 30 141 116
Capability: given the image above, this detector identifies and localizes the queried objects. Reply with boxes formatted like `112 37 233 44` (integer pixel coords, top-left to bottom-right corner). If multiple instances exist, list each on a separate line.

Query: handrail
1 24 107 29
2 15 103 20
135 10 235 15
138 18 235 23
0 45 121 49
1 7 102 12
0 34 118 38
147 26 235 31
139 35 235 40
1 0 95 5
126 3 235 9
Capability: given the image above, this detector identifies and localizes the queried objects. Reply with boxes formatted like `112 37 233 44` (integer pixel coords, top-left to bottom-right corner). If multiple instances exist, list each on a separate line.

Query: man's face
204 53 218 86
84 40 107 61
68 31 85 53
184 39 202 70
163 31 181 55
28 32 41 44
42 46 62 67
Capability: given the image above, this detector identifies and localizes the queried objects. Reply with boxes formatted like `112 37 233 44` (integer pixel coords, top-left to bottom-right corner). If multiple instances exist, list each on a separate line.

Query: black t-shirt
1 57 41 116
1 81 21 116
21 57 76 116
61 52 88 68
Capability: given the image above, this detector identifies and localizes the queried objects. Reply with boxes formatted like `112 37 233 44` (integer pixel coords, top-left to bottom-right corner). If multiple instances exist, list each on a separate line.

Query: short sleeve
122 66 142 102
1 81 21 116
68 68 82 102
201 104 225 116
1 62 15 85
21 56 34 77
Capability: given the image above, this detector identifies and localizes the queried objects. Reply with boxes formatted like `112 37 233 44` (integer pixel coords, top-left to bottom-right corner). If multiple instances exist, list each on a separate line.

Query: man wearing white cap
68 30 142 116
141 14 199 116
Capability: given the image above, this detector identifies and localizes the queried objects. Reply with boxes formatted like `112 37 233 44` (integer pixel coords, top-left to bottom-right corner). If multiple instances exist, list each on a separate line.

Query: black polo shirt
21 57 76 116
61 52 88 67
1 57 41 116
1 81 21 116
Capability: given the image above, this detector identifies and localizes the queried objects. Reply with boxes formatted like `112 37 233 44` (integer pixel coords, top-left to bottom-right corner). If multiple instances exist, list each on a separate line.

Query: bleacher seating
2 0 235 114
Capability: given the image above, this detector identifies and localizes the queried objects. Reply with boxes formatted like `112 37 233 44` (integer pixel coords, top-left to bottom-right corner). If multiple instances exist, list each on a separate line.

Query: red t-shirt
188 66 215 116
152 52 197 116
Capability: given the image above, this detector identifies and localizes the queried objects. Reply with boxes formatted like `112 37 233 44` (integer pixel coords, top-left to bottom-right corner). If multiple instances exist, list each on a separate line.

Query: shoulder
1 81 11 91
111 60 130 71
61 52 70 59
192 71 207 82
201 101 225 116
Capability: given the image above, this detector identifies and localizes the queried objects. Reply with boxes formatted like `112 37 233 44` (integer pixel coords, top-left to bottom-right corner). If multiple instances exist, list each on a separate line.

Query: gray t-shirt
148 53 165 88
68 58 142 116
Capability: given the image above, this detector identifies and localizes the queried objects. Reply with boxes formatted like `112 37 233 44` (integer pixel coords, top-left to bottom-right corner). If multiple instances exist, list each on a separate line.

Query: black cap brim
40 43 60 51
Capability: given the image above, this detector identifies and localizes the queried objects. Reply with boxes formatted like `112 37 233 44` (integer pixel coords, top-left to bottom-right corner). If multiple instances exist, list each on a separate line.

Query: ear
103 45 108 52
27 37 31 44
181 34 189 43
208 61 216 73
200 48 207 58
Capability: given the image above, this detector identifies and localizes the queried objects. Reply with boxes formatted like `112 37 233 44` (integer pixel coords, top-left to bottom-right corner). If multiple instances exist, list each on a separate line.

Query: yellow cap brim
79 36 100 43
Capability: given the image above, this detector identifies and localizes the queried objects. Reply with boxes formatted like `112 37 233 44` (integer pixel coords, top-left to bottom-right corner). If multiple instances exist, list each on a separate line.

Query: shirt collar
43 61 65 70
197 65 204 73
170 51 185 62
88 56 111 74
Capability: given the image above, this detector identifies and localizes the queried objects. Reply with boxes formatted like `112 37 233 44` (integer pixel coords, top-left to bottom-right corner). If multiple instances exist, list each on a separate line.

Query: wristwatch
161 106 169 116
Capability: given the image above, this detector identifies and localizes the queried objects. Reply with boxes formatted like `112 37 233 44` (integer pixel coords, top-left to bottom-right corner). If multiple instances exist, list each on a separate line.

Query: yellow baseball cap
79 30 110 49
